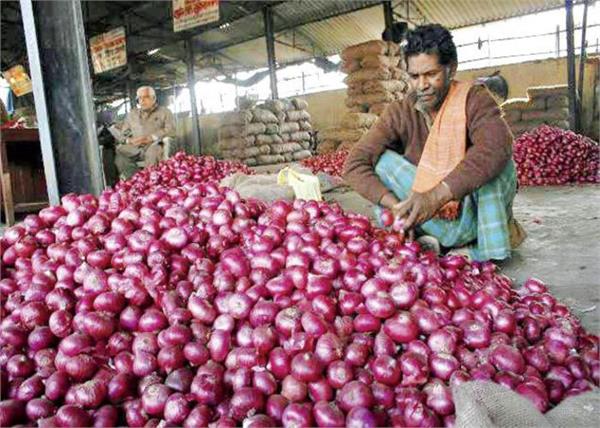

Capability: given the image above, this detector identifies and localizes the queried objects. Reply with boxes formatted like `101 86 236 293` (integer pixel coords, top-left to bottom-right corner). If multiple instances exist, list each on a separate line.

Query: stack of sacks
217 110 263 166
317 112 378 154
501 85 570 136
264 98 313 163
341 40 409 115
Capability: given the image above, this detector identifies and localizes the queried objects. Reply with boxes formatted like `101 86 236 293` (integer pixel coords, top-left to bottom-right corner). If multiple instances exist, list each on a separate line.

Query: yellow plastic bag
277 167 322 201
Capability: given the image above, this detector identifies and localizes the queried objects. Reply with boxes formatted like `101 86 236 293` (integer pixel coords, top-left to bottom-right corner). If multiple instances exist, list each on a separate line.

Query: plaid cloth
374 150 518 261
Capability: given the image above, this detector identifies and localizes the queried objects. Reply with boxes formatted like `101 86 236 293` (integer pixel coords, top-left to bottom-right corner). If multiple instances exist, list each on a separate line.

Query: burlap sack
369 102 390 115
349 105 369 113
292 150 312 161
217 137 251 151
256 154 285 165
387 41 401 56
276 112 287 123
502 110 522 123
221 110 252 126
220 149 238 159
299 141 311 150
283 153 294 163
281 133 291 142
527 84 568 99
246 123 267 135
291 98 308 110
298 121 312 131
522 108 569 121
391 67 408 79
280 99 295 111
346 91 395 108
363 79 407 94
252 108 278 123
255 134 275 145
341 59 361 74
219 125 245 139
341 40 388 60
243 157 257 167
265 123 280 134
317 140 340 154
453 381 600 428
501 98 532 111
286 110 311 122
263 99 285 113
270 142 302 154
289 131 311 141
238 146 267 158
360 55 400 69
319 128 366 142
340 112 378 129
546 95 569 109
344 67 391 84
280 122 300 133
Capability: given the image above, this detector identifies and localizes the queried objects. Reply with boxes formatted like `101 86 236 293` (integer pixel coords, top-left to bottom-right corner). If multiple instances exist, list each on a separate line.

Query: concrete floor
2 184 599 333
327 185 600 335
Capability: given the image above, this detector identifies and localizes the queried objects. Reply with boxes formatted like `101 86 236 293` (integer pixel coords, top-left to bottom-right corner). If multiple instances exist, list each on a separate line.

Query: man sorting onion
343 24 525 261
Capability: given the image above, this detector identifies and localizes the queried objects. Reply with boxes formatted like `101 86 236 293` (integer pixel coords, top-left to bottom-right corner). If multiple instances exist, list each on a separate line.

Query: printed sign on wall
173 0 219 32
90 27 127 74
2 65 33 96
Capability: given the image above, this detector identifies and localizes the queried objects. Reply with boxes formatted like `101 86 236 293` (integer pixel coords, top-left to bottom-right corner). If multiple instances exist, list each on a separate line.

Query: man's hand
130 136 153 146
392 182 454 231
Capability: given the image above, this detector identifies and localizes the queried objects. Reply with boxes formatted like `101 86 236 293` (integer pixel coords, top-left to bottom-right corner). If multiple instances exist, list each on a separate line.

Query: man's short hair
403 24 457 66
136 86 156 99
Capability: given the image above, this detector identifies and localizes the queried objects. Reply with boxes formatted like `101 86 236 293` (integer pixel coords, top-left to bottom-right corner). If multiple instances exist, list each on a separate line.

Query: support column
383 0 394 34
20 0 103 199
565 0 578 131
186 40 201 154
577 0 589 132
263 6 278 100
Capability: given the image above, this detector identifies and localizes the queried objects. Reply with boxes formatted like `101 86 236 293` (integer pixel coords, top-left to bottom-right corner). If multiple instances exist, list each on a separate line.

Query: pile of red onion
300 151 349 177
1 159 598 427
513 125 599 186
115 152 254 198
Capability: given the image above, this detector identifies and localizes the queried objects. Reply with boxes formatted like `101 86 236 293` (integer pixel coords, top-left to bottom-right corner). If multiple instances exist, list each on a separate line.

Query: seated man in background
343 24 525 261
115 86 176 179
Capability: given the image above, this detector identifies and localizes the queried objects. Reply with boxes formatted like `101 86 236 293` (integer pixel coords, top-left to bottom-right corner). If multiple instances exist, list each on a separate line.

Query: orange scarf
412 80 473 220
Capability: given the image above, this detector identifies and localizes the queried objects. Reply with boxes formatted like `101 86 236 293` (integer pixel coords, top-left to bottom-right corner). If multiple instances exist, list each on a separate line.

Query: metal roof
1 0 577 103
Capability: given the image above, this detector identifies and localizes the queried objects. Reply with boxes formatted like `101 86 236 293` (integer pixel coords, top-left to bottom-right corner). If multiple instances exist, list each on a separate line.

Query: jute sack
546 95 569 109
270 142 302 154
289 131 311 142
502 110 522 123
341 59 361 74
281 133 291 142
360 55 400 69
220 149 238 159
292 150 312 161
501 98 533 111
349 105 368 113
221 110 252 126
338 141 357 152
453 381 600 428
340 112 378 129
299 141 311 150
256 154 285 165
245 123 267 135
219 125 245 139
280 99 295 111
252 108 278 123
319 128 366 142
256 134 284 145
522 108 569 121
369 102 390 115
317 140 340 154
363 79 407 94
265 123 280 134
243 157 257 167
391 67 408 79
345 91 395 108
347 84 364 96
263 99 285 113
527 84 568 99
286 110 311 122
275 112 287 123
217 137 249 151
280 122 300 133
341 40 388 60
344 67 391 84
291 98 308 110
298 121 312 131
387 41 401 56
283 153 294 163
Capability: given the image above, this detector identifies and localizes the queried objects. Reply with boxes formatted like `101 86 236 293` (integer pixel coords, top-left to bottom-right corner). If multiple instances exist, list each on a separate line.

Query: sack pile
341 40 409 116
501 85 570 136
217 98 313 166
317 112 378 154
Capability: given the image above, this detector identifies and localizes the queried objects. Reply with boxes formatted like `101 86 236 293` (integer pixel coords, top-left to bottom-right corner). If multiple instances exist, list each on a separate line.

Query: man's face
407 53 455 112
137 89 156 111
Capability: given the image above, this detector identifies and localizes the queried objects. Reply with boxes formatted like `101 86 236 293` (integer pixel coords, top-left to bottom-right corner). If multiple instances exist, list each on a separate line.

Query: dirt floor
2 183 599 333
327 184 600 335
